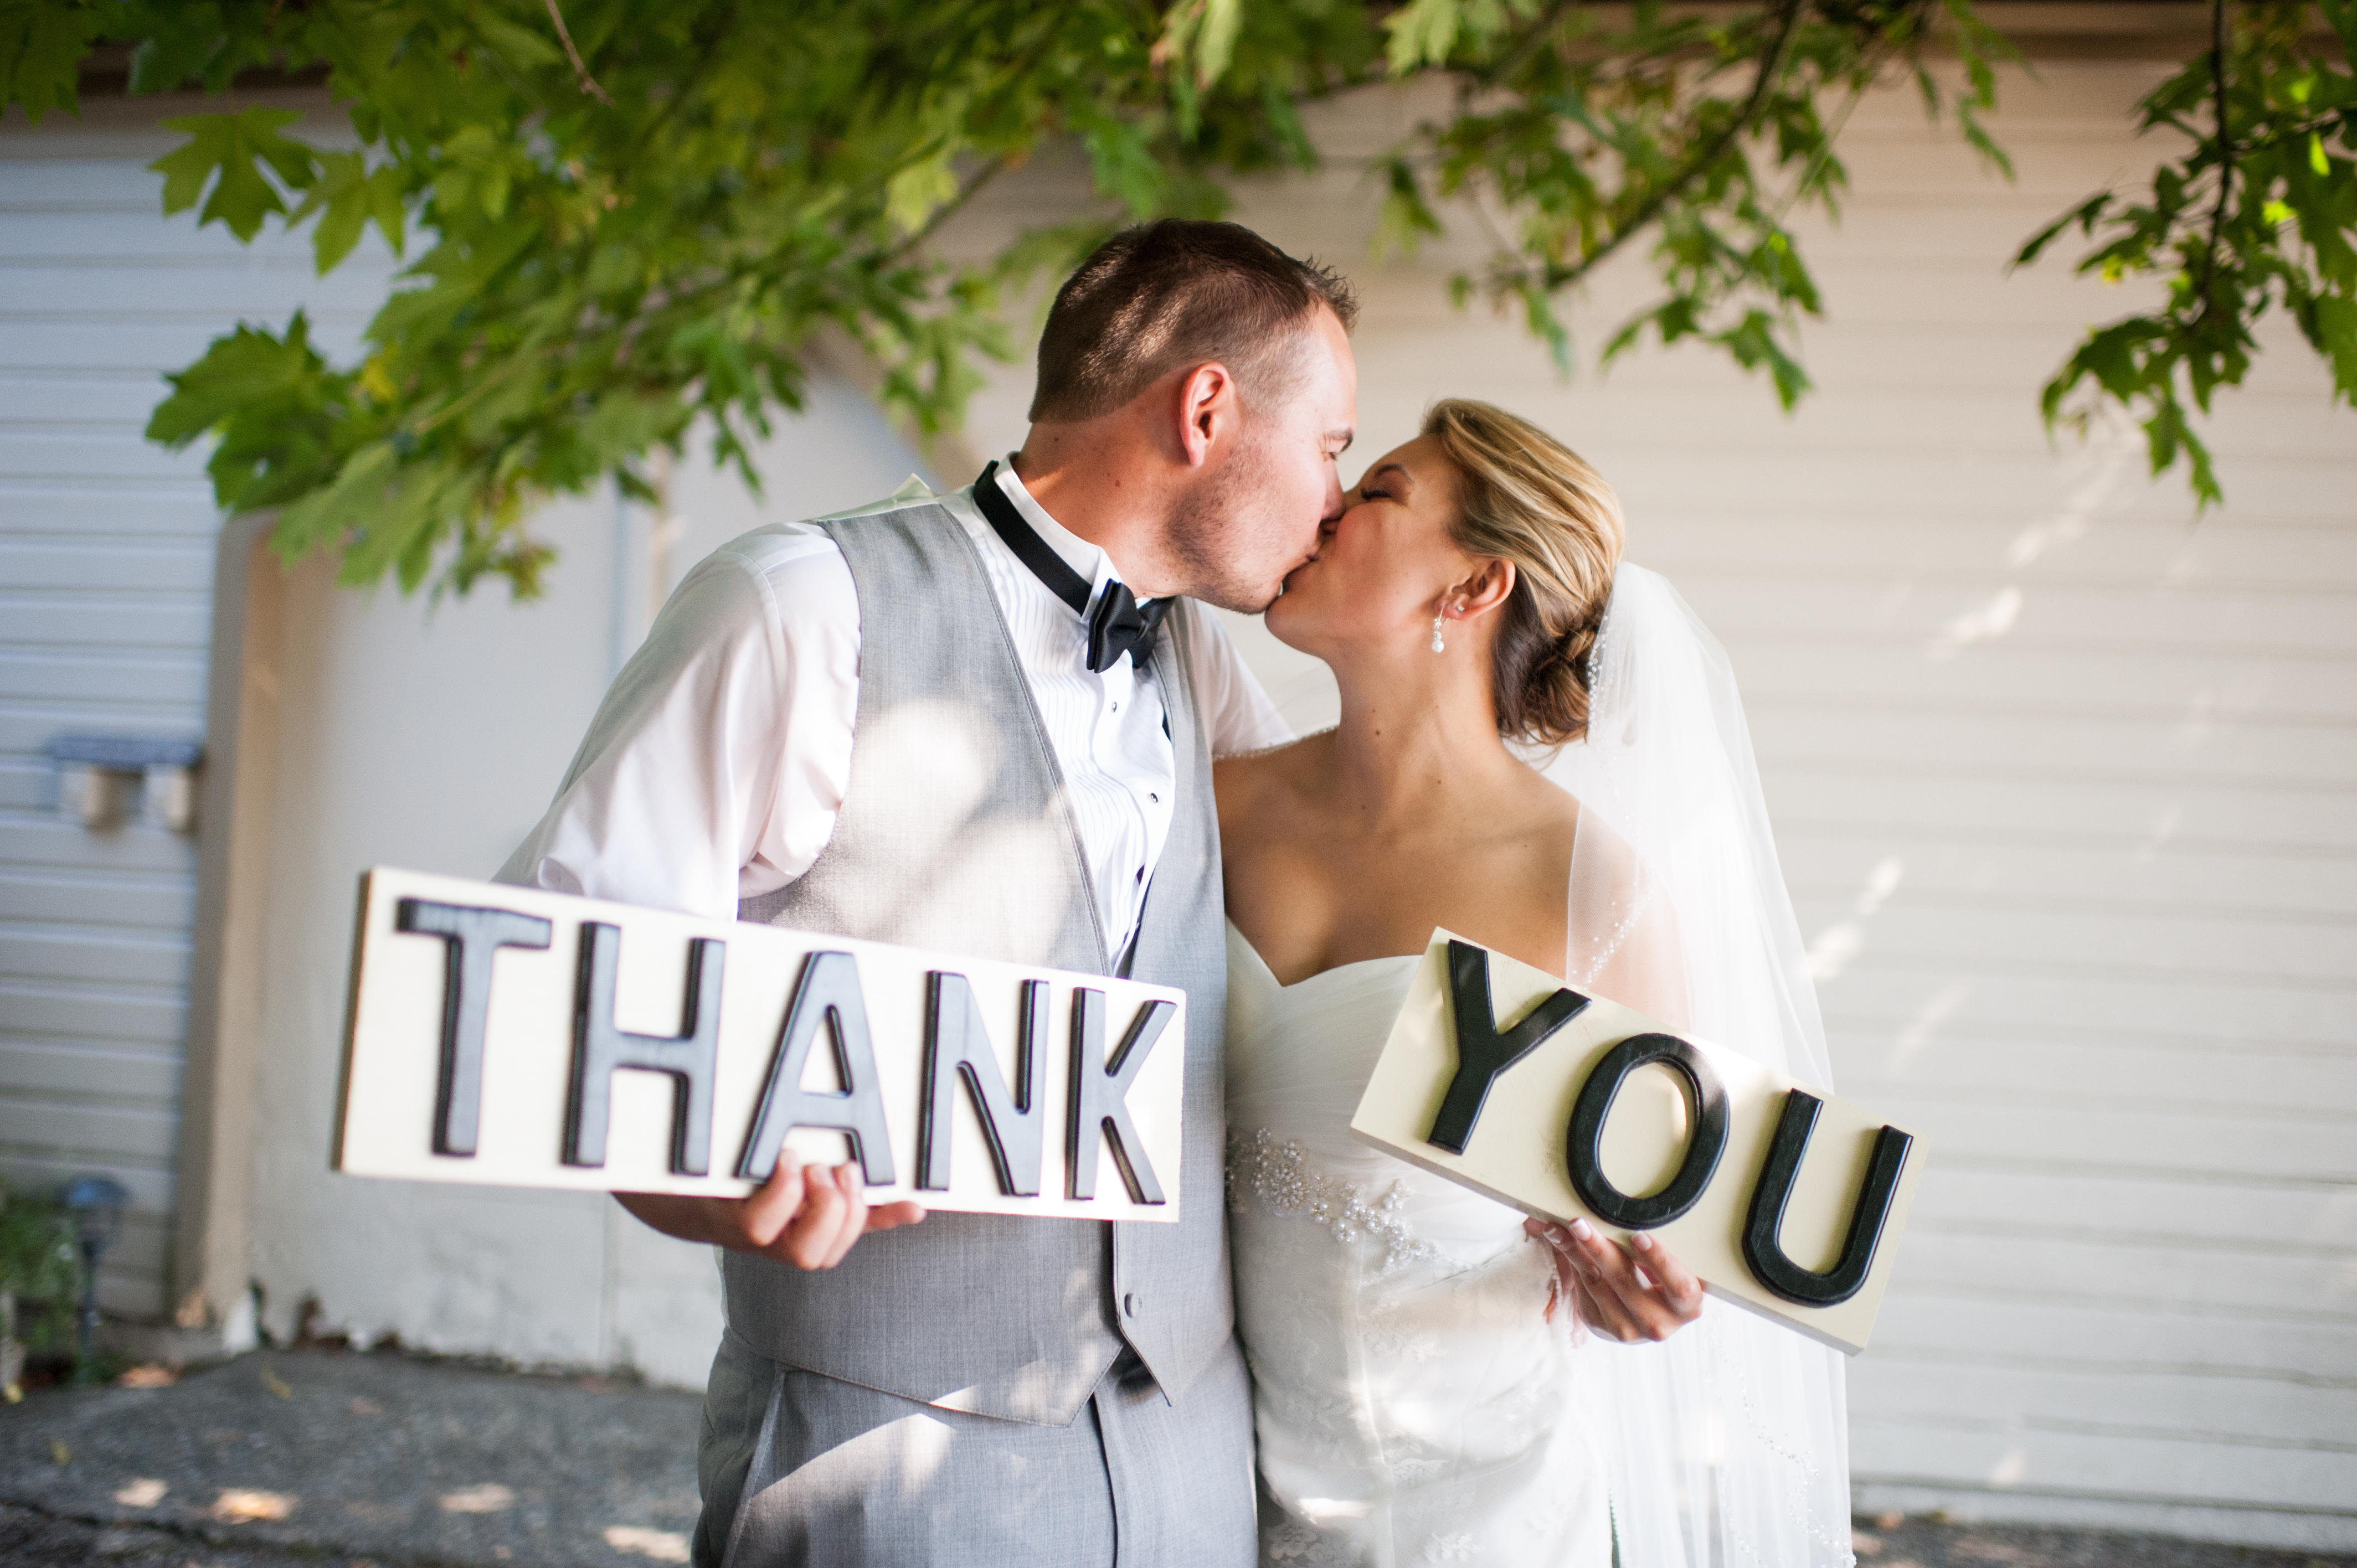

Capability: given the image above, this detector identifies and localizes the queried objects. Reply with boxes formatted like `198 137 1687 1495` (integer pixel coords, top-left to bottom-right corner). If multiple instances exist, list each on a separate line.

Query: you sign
335 868 1185 1222
1351 932 1922 1352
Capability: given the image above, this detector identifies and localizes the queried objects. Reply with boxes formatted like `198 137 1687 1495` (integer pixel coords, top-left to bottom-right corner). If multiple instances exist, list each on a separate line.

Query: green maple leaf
151 107 317 241
0 0 96 123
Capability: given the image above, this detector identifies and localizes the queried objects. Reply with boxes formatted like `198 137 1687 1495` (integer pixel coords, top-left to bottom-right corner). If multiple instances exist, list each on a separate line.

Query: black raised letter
1742 1090 1913 1307
736 951 895 1186
919 973 1047 1196
395 899 553 1158
1425 940 1592 1155
565 923 724 1174
1565 1033 1730 1229
1065 989 1172 1204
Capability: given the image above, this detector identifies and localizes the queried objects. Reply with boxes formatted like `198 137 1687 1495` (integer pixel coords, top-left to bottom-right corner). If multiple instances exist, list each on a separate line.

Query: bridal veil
1543 563 1857 1567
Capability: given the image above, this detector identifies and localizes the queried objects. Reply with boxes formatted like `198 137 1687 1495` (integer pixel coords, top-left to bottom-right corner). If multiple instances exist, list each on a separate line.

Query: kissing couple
500 219 1855 1567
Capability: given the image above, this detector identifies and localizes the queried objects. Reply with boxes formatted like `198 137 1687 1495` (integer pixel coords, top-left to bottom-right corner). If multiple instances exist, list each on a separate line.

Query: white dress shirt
498 462 1292 960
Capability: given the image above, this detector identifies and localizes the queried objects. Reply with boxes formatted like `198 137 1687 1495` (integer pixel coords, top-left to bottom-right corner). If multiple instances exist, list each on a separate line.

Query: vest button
1123 1292 1141 1317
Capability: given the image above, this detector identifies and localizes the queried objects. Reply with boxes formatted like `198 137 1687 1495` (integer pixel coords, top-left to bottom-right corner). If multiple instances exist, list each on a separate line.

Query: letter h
565 922 724 1175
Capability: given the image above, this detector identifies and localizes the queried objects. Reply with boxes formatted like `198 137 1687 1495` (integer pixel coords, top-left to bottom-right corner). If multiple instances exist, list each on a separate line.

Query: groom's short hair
1030 220 1357 424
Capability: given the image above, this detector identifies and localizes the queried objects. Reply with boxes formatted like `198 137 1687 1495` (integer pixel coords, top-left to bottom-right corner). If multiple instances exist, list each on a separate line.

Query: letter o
1565 1033 1730 1229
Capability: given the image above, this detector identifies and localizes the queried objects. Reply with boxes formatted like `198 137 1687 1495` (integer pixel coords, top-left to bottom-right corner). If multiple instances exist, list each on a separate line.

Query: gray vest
724 501 1235 1427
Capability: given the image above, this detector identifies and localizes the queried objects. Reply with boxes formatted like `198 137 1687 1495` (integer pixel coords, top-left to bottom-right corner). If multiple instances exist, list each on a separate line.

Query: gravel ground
2 1347 2349 1568
0 1348 701 1567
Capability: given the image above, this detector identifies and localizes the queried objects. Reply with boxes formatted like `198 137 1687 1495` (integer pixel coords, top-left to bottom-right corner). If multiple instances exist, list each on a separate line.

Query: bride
1217 400 1855 1566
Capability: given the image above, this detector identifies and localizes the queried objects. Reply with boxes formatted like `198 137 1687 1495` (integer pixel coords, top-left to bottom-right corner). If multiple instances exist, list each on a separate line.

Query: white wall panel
0 103 373 1317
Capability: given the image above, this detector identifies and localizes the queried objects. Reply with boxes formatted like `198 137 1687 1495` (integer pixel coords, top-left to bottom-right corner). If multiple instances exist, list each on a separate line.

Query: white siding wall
0 98 392 1317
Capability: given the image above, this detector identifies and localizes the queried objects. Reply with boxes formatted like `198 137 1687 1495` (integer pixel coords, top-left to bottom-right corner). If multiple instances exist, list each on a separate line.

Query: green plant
0 1184 83 1357
2017 0 2356 507
2 1 2349 594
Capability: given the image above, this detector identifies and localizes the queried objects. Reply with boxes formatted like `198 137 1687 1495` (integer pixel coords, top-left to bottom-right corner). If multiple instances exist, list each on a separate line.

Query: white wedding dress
1225 921 1612 1568
1222 566 1860 1568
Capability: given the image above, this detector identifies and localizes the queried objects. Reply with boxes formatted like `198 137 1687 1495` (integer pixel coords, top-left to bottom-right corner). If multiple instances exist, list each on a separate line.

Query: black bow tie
973 462 1167 674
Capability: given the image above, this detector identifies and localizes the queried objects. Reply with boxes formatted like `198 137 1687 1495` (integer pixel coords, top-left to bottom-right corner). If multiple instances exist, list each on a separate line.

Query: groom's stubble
1166 422 1293 615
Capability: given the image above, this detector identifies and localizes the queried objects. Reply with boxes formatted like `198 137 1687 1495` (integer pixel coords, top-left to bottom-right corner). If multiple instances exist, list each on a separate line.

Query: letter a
737 951 896 1186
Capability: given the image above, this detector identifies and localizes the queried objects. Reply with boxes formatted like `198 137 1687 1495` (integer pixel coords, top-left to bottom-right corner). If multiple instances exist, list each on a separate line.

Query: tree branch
889 153 1011 264
2194 0 2234 319
542 0 615 106
1535 0 1807 291
1480 0 1582 90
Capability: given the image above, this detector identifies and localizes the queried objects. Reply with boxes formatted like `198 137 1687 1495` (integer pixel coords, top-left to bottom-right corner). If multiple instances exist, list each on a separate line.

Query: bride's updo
1423 399 1625 745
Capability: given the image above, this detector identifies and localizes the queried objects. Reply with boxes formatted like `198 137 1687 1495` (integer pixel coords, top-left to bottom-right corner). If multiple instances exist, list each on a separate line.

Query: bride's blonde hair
1423 399 1624 745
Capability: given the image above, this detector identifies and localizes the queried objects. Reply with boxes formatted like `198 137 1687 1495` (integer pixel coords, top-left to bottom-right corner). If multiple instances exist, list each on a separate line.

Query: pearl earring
1430 612 1447 653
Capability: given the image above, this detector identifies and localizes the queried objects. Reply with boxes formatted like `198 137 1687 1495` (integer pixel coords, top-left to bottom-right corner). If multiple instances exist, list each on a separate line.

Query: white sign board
1351 932 1922 1352
334 868 1185 1222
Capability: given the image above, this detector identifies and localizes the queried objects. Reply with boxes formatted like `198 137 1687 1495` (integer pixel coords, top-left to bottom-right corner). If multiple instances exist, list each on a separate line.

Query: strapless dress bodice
1224 922 1608 1568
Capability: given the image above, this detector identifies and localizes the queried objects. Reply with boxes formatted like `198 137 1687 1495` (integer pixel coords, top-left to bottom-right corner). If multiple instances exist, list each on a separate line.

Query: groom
497 220 1359 1564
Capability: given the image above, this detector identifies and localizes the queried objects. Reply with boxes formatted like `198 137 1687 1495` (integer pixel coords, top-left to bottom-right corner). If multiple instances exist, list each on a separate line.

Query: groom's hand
1528 1216 1704 1343
617 1153 927 1271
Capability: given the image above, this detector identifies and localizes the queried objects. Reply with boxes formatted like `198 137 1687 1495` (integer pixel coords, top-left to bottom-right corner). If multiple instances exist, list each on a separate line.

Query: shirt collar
991 455 1152 607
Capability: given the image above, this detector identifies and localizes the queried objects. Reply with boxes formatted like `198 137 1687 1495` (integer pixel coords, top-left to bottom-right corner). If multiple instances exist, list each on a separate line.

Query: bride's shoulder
1213 729 1329 828
1214 728 1329 779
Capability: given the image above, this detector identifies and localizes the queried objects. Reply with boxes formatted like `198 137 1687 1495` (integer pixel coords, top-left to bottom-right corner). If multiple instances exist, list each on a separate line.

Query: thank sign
334 868 1185 1222
1351 932 1922 1352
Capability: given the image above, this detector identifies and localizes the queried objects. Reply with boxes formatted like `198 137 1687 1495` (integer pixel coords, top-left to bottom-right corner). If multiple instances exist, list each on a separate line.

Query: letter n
565 923 724 1175
919 973 1047 1197
736 951 896 1186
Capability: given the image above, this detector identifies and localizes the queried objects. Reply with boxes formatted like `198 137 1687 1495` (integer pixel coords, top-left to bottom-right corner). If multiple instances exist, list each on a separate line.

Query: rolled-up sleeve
1184 603 1293 758
495 528 860 921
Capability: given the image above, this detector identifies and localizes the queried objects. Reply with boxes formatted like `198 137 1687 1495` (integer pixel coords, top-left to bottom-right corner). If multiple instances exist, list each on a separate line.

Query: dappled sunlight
604 1524 692 1562
212 1488 295 1523
113 1478 167 1508
1805 921 1865 982
439 1482 514 1513
1805 855 1905 983
2006 415 2136 571
1927 586 2023 660
739 1411 960 1524
1890 980 1972 1075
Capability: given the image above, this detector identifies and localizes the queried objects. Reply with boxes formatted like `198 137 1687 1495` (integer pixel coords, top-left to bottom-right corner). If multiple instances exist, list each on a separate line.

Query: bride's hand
1528 1216 1704 1343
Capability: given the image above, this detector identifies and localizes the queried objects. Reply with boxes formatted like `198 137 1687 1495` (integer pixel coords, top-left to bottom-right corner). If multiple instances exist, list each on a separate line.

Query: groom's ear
1172 360 1238 468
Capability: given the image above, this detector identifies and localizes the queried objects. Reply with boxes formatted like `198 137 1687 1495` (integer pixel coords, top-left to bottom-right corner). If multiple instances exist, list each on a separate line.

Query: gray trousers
694 1330 1257 1567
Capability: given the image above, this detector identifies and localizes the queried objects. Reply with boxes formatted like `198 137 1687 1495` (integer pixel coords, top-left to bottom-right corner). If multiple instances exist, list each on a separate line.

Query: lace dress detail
1224 924 1609 1568
1228 1127 1435 1273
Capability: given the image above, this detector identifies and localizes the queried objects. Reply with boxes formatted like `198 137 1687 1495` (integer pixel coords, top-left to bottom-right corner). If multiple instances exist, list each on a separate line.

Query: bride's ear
1452 558 1516 620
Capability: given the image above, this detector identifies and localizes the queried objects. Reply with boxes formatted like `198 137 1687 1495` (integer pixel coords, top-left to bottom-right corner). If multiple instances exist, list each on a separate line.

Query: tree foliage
2017 0 2356 509
0 1 2348 596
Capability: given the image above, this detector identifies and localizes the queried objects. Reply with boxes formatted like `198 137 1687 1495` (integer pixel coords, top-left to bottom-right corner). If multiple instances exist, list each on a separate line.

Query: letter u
1741 1089 1913 1307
